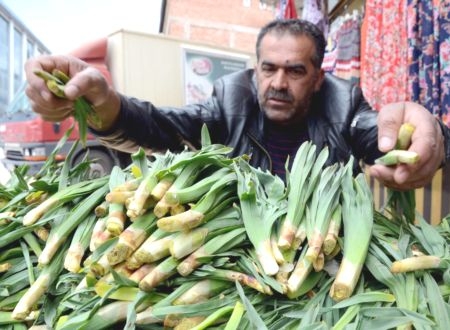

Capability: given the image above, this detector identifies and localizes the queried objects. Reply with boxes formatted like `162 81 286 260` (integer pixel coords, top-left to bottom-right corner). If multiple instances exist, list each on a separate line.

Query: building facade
162 0 277 53
0 2 50 114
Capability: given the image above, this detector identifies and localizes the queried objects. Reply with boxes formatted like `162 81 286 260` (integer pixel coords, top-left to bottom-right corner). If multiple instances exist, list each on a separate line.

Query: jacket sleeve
347 86 383 165
90 94 223 155
89 69 257 157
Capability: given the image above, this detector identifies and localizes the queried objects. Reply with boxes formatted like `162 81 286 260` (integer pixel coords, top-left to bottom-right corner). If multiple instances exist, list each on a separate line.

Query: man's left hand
369 101 445 190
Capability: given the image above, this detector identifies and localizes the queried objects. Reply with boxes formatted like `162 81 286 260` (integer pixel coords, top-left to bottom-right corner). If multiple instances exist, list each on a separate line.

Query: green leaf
36 125 74 178
423 272 450 329
410 217 447 257
235 281 268 330
58 138 80 191
332 291 395 309
201 123 212 147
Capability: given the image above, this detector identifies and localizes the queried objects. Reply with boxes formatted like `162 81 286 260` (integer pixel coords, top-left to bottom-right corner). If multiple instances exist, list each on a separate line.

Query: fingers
25 55 79 116
369 163 433 191
377 102 405 152
374 102 445 189
28 99 74 122
370 139 443 190
25 81 74 119
26 55 90 100
24 55 110 121
63 66 111 106
400 104 444 178
377 101 436 153
26 55 71 89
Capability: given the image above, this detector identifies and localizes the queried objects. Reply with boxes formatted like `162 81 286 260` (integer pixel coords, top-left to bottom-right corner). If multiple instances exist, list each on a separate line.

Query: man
24 19 448 190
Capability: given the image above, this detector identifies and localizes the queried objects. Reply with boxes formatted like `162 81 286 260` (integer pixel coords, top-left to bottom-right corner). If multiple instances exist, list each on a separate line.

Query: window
27 39 33 59
13 28 23 94
0 15 9 113
35 47 44 57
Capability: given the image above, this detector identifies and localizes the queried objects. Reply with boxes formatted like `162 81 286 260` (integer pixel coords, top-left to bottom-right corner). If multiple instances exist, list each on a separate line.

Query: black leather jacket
95 69 383 173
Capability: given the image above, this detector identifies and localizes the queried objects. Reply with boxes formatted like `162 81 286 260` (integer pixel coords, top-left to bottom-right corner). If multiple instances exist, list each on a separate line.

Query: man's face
255 32 324 126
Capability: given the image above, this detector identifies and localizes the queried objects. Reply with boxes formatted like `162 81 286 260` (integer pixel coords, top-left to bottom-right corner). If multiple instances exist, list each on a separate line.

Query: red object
280 0 298 19
68 37 113 85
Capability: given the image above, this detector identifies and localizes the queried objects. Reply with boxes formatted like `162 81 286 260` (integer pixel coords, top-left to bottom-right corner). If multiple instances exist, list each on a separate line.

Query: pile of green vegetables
1 124 449 330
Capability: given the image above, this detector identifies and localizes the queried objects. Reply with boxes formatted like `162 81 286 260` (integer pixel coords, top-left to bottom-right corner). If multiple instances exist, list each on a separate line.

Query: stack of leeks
0 127 449 330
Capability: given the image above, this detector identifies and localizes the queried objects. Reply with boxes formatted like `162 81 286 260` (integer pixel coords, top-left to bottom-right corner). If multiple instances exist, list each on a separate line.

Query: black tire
73 148 116 178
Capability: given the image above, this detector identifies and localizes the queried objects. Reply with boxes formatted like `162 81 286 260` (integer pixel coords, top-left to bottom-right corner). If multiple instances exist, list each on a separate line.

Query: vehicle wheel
73 149 115 178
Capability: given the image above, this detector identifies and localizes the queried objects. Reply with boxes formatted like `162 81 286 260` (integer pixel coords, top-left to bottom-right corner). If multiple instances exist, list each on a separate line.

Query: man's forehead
258 35 315 63
260 33 315 50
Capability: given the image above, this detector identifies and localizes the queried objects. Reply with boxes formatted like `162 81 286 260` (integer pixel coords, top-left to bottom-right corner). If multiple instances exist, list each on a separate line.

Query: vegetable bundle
1 127 449 329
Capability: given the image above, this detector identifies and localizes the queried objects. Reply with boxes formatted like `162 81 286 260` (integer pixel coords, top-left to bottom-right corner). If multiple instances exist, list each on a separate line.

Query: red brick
164 0 275 53
167 20 187 39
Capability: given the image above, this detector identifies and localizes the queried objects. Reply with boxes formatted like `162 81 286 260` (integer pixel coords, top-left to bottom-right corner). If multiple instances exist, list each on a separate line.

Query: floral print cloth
361 0 450 122
408 0 450 124
360 0 410 112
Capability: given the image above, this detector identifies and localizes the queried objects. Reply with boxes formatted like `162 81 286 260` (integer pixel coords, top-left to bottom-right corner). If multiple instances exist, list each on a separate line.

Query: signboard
182 46 251 104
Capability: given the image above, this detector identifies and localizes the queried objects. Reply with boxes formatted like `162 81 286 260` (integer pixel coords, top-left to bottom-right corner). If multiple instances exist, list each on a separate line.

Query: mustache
265 89 293 102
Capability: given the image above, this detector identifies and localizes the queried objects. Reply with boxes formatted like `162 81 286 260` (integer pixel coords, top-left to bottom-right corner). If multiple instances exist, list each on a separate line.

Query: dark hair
255 19 326 69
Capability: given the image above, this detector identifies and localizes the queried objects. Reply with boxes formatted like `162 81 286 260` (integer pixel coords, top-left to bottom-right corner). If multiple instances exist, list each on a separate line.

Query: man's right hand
25 54 121 131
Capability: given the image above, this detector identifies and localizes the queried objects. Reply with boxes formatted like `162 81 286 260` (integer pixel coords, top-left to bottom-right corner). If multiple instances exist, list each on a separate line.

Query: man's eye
287 69 305 78
261 65 275 74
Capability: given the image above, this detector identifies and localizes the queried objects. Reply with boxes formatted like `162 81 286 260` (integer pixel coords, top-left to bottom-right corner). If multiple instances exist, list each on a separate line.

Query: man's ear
314 69 325 92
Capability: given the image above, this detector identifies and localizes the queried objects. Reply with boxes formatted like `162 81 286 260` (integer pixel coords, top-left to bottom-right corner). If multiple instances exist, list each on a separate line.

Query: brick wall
163 0 276 53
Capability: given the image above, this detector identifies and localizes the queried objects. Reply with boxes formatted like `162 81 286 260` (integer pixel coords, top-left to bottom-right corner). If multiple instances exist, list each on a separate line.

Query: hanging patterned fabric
322 12 361 85
360 0 410 111
322 18 339 74
301 0 329 38
407 0 450 123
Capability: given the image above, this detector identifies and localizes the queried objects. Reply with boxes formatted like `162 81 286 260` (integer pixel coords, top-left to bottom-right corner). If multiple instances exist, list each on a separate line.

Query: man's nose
270 69 288 90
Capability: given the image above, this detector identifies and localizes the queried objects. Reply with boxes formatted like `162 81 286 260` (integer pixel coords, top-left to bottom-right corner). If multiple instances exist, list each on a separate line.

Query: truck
0 30 253 177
